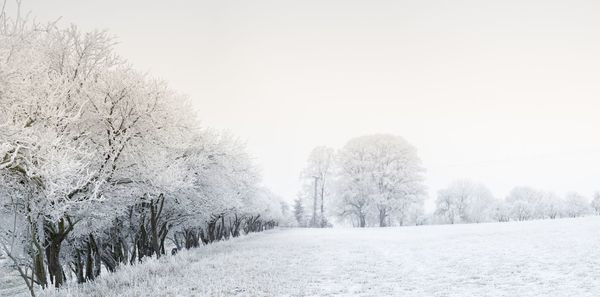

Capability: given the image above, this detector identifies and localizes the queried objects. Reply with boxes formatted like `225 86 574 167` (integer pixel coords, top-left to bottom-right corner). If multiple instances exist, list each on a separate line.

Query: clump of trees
297 133 598 228
434 182 594 224
0 6 285 296
434 180 495 224
297 134 427 228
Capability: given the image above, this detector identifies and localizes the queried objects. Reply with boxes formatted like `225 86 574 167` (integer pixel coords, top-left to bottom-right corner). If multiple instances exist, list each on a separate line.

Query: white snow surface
0 259 27 297
16 217 600 296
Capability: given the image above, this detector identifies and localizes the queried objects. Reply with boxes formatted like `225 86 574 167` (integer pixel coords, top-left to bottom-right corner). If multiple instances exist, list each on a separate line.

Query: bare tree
300 146 334 227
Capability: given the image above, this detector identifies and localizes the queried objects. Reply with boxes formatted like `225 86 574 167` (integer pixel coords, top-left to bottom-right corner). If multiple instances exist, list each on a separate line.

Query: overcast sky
21 0 600 209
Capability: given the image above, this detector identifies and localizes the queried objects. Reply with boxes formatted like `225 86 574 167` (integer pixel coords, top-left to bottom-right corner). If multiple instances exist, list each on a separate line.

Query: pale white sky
22 0 600 209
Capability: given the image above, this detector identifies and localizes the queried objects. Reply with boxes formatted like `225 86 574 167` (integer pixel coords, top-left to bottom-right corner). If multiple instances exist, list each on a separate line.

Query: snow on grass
0 260 27 297
30 217 600 296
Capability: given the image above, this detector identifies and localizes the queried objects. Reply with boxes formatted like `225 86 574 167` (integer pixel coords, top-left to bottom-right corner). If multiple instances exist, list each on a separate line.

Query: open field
4 217 600 297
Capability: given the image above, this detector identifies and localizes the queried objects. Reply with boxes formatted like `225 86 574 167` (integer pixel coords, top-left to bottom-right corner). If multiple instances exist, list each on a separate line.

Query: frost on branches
0 8 285 295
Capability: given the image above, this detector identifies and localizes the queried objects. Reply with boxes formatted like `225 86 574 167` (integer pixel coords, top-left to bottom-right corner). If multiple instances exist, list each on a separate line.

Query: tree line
434 182 598 224
295 135 598 228
0 7 286 296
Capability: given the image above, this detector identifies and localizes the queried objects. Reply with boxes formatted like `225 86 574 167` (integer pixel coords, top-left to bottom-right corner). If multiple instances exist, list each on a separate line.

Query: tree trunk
93 238 101 278
84 239 94 281
207 214 220 242
46 240 63 288
129 237 138 265
74 250 85 283
320 182 325 227
150 195 163 258
44 217 75 288
31 234 47 288
378 208 387 227
221 216 229 240
312 177 318 227
231 214 242 237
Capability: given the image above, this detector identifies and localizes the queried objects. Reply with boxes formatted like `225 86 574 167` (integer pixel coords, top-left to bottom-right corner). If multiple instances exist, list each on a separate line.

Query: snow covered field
5 217 600 297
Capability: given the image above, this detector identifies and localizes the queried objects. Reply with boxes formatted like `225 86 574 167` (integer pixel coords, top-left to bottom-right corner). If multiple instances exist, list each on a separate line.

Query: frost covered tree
0 5 284 293
0 173 38 296
536 192 563 219
434 180 495 224
434 185 581 224
293 198 306 227
334 134 426 227
505 187 541 221
490 200 511 222
0 19 126 288
168 132 275 249
591 192 600 215
399 202 425 226
563 192 590 218
299 146 334 227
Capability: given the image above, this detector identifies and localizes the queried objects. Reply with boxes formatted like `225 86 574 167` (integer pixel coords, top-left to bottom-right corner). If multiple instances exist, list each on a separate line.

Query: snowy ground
5 217 600 296
0 257 28 297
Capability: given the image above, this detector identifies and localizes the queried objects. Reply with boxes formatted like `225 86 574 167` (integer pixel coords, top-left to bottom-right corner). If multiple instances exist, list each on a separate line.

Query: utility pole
312 176 318 227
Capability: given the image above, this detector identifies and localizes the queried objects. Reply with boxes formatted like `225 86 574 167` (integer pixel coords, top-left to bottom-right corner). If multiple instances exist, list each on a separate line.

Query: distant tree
435 189 460 224
537 192 563 219
401 203 425 226
490 200 511 222
510 200 534 221
434 180 495 224
563 192 591 218
277 201 297 227
334 134 425 227
293 198 306 227
506 187 540 221
300 146 335 227
591 192 600 215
